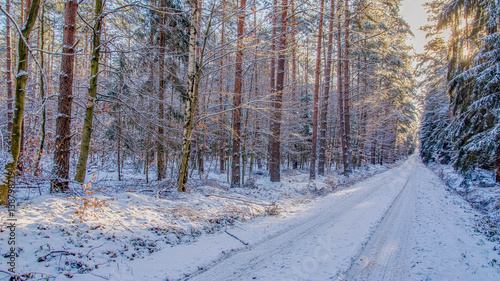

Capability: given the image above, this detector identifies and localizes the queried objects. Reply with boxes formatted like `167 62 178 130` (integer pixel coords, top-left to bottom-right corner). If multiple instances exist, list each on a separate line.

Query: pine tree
318 0 336 176
231 0 247 187
309 0 325 180
52 0 79 192
269 0 289 182
419 0 451 164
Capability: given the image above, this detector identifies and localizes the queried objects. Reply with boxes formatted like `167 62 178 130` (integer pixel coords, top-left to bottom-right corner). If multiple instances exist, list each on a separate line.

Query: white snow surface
1 156 499 280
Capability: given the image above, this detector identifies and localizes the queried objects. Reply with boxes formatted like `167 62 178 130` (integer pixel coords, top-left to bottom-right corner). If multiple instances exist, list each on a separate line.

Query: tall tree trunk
371 136 377 165
52 0 79 192
290 0 298 169
145 134 150 183
178 0 200 192
359 53 368 166
309 0 325 180
157 0 167 180
194 0 205 178
219 0 226 173
18 0 31 170
74 0 104 183
231 0 247 187
269 0 288 182
268 0 277 174
337 0 344 174
342 0 351 175
0 0 40 205
34 0 46 176
117 111 122 181
147 0 155 183
270 0 278 101
318 0 335 176
5 0 13 133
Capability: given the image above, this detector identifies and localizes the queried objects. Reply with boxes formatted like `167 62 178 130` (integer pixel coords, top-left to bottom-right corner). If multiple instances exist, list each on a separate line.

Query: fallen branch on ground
37 251 76 262
224 230 249 246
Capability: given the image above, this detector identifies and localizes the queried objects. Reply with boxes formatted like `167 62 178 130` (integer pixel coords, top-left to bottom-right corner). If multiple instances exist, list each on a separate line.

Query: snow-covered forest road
106 157 500 281
181 157 499 281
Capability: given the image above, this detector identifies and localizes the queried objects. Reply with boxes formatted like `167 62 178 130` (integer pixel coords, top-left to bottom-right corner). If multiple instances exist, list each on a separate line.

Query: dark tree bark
231 0 247 187
269 0 288 182
270 0 278 99
318 0 336 176
309 0 325 180
267 0 278 176
34 0 46 176
290 0 298 169
157 0 167 180
337 0 345 174
219 0 226 173
342 0 351 175
52 0 79 192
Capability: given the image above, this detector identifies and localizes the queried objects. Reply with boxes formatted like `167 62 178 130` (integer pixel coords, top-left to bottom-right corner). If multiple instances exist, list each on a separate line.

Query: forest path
181 156 499 281
186 158 413 281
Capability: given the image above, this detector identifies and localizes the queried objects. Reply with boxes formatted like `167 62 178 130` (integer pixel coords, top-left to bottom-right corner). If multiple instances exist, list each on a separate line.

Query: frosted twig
91 273 110 280
86 243 106 257
224 230 249 246
0 270 27 281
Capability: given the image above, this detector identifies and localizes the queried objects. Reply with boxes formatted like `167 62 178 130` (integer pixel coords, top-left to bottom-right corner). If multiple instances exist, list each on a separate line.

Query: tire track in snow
341 157 418 280
182 160 414 281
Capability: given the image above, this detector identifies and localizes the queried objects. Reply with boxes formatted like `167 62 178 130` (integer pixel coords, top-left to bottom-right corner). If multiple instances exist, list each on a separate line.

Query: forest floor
1 156 500 280
0 157 388 280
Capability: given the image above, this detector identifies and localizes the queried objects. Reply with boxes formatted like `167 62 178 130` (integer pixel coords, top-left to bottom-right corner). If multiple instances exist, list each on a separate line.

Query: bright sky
400 0 430 53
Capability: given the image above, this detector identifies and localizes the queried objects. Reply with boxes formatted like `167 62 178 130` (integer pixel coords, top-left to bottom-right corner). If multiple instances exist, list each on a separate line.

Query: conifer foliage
420 0 500 181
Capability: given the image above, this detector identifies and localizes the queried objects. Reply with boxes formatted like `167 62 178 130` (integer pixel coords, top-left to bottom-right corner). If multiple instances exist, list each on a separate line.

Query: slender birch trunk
0 0 40 205
74 0 104 183
178 0 200 192
309 0 325 180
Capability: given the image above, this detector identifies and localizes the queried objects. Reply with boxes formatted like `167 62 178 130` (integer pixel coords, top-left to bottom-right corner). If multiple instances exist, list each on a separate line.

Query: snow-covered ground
178 157 500 281
427 162 500 239
0 159 390 280
1 157 499 280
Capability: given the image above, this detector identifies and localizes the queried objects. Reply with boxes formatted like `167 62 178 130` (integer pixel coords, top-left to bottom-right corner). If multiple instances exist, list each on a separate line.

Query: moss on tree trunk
74 0 104 183
0 0 40 205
